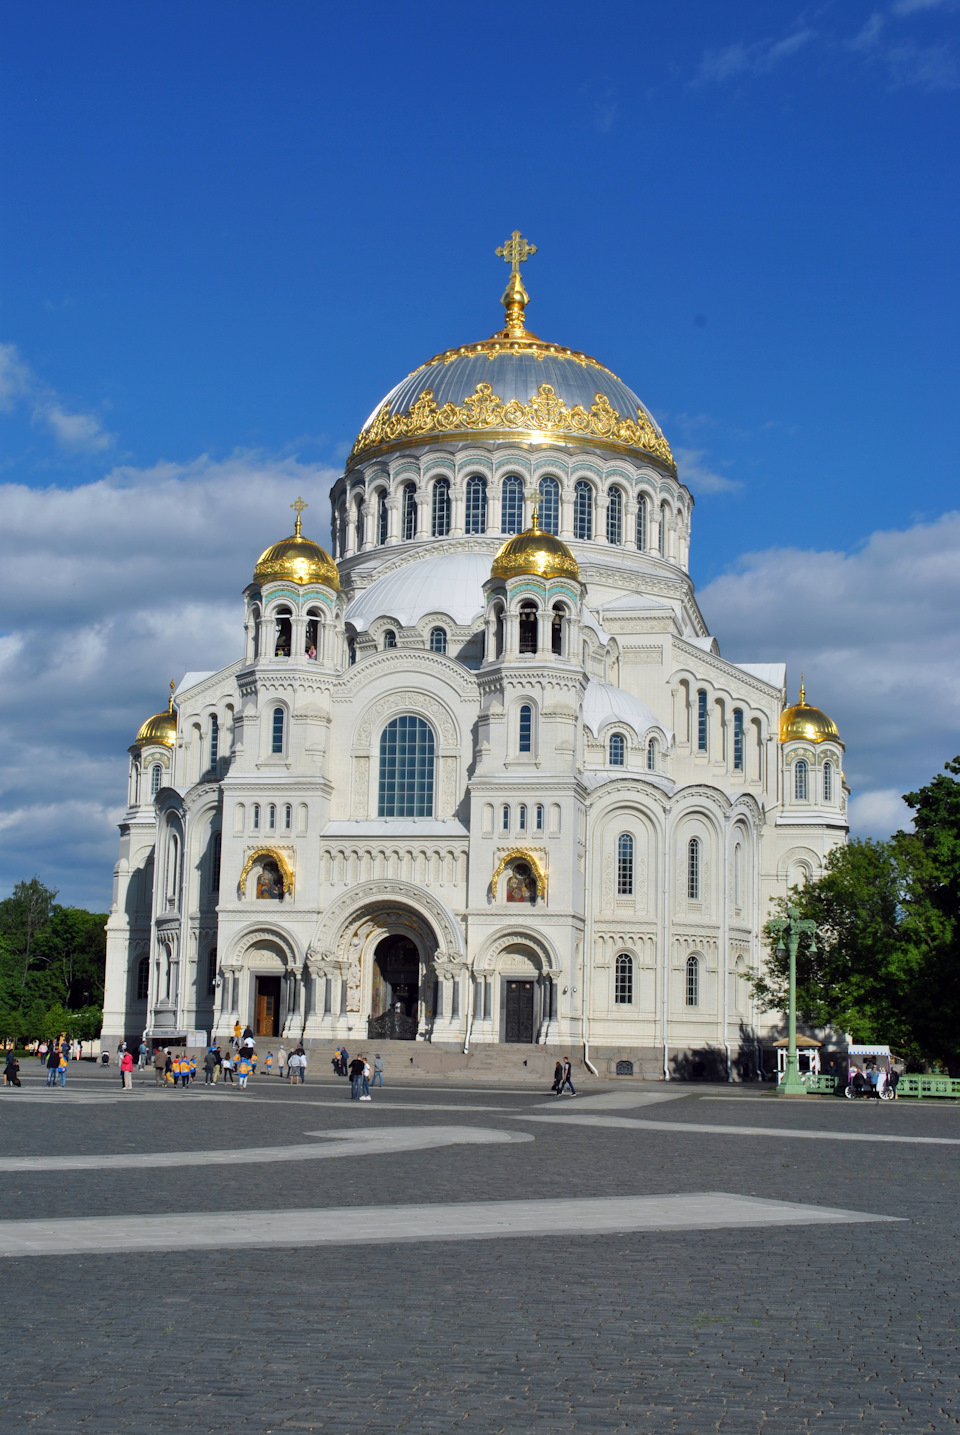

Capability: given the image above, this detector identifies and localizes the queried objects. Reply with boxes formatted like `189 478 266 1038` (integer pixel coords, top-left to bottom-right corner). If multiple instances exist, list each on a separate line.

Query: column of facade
385 495 400 544
487 484 501 535
450 485 465 537
625 496 638 550
415 494 430 539
595 493 609 543
560 488 575 538
536 610 552 655
360 500 375 552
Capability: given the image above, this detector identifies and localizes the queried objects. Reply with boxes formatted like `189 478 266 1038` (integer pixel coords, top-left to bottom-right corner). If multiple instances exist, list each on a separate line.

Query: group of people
551 1058 577 1096
848 1062 900 1098
331 1047 384 1099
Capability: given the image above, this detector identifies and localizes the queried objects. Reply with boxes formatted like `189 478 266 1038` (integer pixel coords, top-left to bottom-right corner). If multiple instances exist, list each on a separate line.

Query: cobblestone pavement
1 1064 958 1433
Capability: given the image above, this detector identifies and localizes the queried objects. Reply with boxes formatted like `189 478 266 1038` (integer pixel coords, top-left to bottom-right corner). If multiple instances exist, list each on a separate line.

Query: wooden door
255 976 282 1037
504 980 535 1044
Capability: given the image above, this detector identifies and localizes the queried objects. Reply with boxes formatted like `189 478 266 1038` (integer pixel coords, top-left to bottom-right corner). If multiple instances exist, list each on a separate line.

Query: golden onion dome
779 682 841 744
135 683 178 748
491 514 580 582
253 498 340 590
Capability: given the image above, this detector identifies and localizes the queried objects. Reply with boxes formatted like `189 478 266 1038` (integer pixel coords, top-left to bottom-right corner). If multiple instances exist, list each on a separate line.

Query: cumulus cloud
674 447 742 495
0 454 338 906
700 511 960 840
0 340 114 452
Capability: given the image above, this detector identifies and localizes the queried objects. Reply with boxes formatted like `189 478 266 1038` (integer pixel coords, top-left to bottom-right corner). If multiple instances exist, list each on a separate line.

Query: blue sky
0 0 958 906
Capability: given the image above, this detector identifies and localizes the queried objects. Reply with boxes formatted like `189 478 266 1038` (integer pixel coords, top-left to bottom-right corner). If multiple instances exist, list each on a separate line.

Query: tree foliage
751 756 960 1068
0 878 106 1042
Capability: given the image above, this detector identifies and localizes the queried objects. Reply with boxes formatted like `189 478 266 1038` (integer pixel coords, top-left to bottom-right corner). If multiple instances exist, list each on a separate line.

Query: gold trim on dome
779 682 841 745
407 332 624 380
253 535 340 590
238 847 295 898
490 849 548 900
491 525 580 581
351 381 675 471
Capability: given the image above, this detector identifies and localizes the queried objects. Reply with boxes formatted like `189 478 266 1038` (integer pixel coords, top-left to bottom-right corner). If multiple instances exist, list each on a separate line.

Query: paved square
1 1065 958 1433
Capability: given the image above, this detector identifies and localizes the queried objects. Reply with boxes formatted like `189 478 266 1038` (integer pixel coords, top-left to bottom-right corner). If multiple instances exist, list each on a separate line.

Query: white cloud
700 510 960 841
0 454 338 906
0 339 115 453
848 789 913 837
674 447 741 495
693 28 816 84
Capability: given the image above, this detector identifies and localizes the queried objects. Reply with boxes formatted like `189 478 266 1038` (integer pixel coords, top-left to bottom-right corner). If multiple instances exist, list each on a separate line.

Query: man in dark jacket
348 1055 365 1100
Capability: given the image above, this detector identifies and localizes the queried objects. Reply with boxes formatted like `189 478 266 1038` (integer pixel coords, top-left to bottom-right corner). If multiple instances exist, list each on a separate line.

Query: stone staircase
292 1040 604 1085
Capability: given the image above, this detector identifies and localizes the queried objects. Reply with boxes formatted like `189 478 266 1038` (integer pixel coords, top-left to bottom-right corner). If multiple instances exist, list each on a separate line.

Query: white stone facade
103 363 847 1078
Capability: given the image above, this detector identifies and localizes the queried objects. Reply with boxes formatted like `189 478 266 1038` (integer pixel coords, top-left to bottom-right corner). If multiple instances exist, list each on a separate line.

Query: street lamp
768 905 818 1098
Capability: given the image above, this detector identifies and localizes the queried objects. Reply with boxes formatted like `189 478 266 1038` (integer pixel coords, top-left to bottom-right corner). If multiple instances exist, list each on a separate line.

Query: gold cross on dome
496 230 537 275
290 496 308 536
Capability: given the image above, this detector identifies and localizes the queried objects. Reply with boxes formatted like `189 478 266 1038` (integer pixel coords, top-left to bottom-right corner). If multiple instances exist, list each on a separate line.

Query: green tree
0 877 58 984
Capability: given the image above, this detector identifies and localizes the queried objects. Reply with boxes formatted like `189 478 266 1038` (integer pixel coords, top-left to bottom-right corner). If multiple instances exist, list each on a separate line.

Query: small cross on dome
290 496 308 536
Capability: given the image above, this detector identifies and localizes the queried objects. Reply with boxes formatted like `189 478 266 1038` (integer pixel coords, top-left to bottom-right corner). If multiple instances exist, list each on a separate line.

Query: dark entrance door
504 980 535 1043
255 976 281 1037
368 935 420 1040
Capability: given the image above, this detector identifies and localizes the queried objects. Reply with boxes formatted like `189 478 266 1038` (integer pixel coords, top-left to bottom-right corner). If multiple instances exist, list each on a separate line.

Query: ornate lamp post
768 905 818 1098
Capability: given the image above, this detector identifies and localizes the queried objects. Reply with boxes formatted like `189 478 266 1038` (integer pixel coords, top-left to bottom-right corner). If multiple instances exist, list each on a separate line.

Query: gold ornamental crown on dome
349 234 676 473
779 680 841 745
135 680 178 748
253 497 340 590
490 508 580 583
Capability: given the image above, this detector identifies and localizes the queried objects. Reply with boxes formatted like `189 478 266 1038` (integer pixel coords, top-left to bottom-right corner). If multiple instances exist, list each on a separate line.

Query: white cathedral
102 236 847 1078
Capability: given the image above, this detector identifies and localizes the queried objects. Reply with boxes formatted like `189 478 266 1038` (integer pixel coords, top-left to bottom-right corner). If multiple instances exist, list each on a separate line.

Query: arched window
734 842 743 909
607 487 623 544
377 490 388 545
493 603 504 660
733 709 744 771
574 480 593 540
795 759 809 801
465 475 487 534
209 714 219 770
305 610 319 659
347 637 357 666
535 803 544 831
378 715 435 818
250 603 261 659
697 690 708 751
617 832 634 895
823 761 833 803
685 954 700 1006
518 803 527 831
206 947 218 997
431 477 450 537
271 707 284 754
658 506 667 556
401 482 417 541
518 704 533 753
284 803 292 830
502 803 511 831
383 630 397 650
150 764 163 798
687 837 701 901
354 497 364 550
551 603 564 657
252 803 261 831
274 607 292 657
518 603 538 654
136 955 150 1001
609 732 625 766
636 493 648 551
646 738 657 772
429 627 447 654
615 953 634 1005
211 831 221 894
268 803 276 831
501 475 523 534
538 476 560 534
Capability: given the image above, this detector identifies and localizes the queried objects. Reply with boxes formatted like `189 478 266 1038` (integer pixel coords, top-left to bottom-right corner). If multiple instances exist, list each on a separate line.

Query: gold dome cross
290 495 308 536
496 230 537 275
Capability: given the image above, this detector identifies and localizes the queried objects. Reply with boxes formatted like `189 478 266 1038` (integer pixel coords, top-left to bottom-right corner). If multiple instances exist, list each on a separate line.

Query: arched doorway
368 934 420 1040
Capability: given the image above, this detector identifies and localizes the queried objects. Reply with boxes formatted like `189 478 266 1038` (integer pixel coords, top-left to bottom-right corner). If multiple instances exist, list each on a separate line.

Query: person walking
551 1060 563 1094
221 1050 234 1084
203 1048 217 1086
339 1046 350 1078
360 1057 372 1100
237 1052 252 1089
3 1052 21 1087
46 1046 60 1086
348 1054 364 1100
120 1049 134 1090
297 1047 307 1084
212 1045 222 1082
38 1041 48 1065
287 1050 301 1085
57 1047 68 1087
137 1041 148 1072
264 1051 274 1077
233 1020 242 1048
889 1065 901 1099
153 1047 166 1087
558 1057 576 1097
372 1054 384 1088
277 1045 286 1079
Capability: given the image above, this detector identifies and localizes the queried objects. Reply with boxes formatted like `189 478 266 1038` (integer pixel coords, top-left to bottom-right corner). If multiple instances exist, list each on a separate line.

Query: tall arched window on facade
574 480 593 540
336 505 347 557
551 603 564 656
150 764 163 798
401 482 417 541
502 803 511 831
794 759 809 801
378 715 435 817
609 732 625 766
734 842 743 910
823 761 833 802
636 493 648 550
209 714 219 771
697 690 708 752
136 955 150 1000
206 947 218 997
501 475 523 534
685 954 700 1006
271 707 285 754
658 506 667 556
354 497 364 551
252 803 261 831
733 708 744 771
607 487 623 545
518 603 538 654
535 803 544 831
615 952 634 1004
431 477 450 537
646 738 657 771
429 627 447 654
687 837 701 900
465 475 487 534
211 831 221 894
538 476 560 534
383 629 397 650
518 704 533 753
284 803 292 830
268 803 276 831
377 490 388 545
617 832 634 895
518 803 527 831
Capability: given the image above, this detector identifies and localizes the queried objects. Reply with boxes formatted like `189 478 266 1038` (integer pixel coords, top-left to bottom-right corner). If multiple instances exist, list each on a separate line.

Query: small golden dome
253 497 340 590
135 683 178 748
780 682 840 744
491 516 580 582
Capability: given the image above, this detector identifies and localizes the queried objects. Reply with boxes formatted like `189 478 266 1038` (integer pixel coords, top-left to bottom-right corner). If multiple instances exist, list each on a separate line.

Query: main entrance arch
369 933 420 1040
